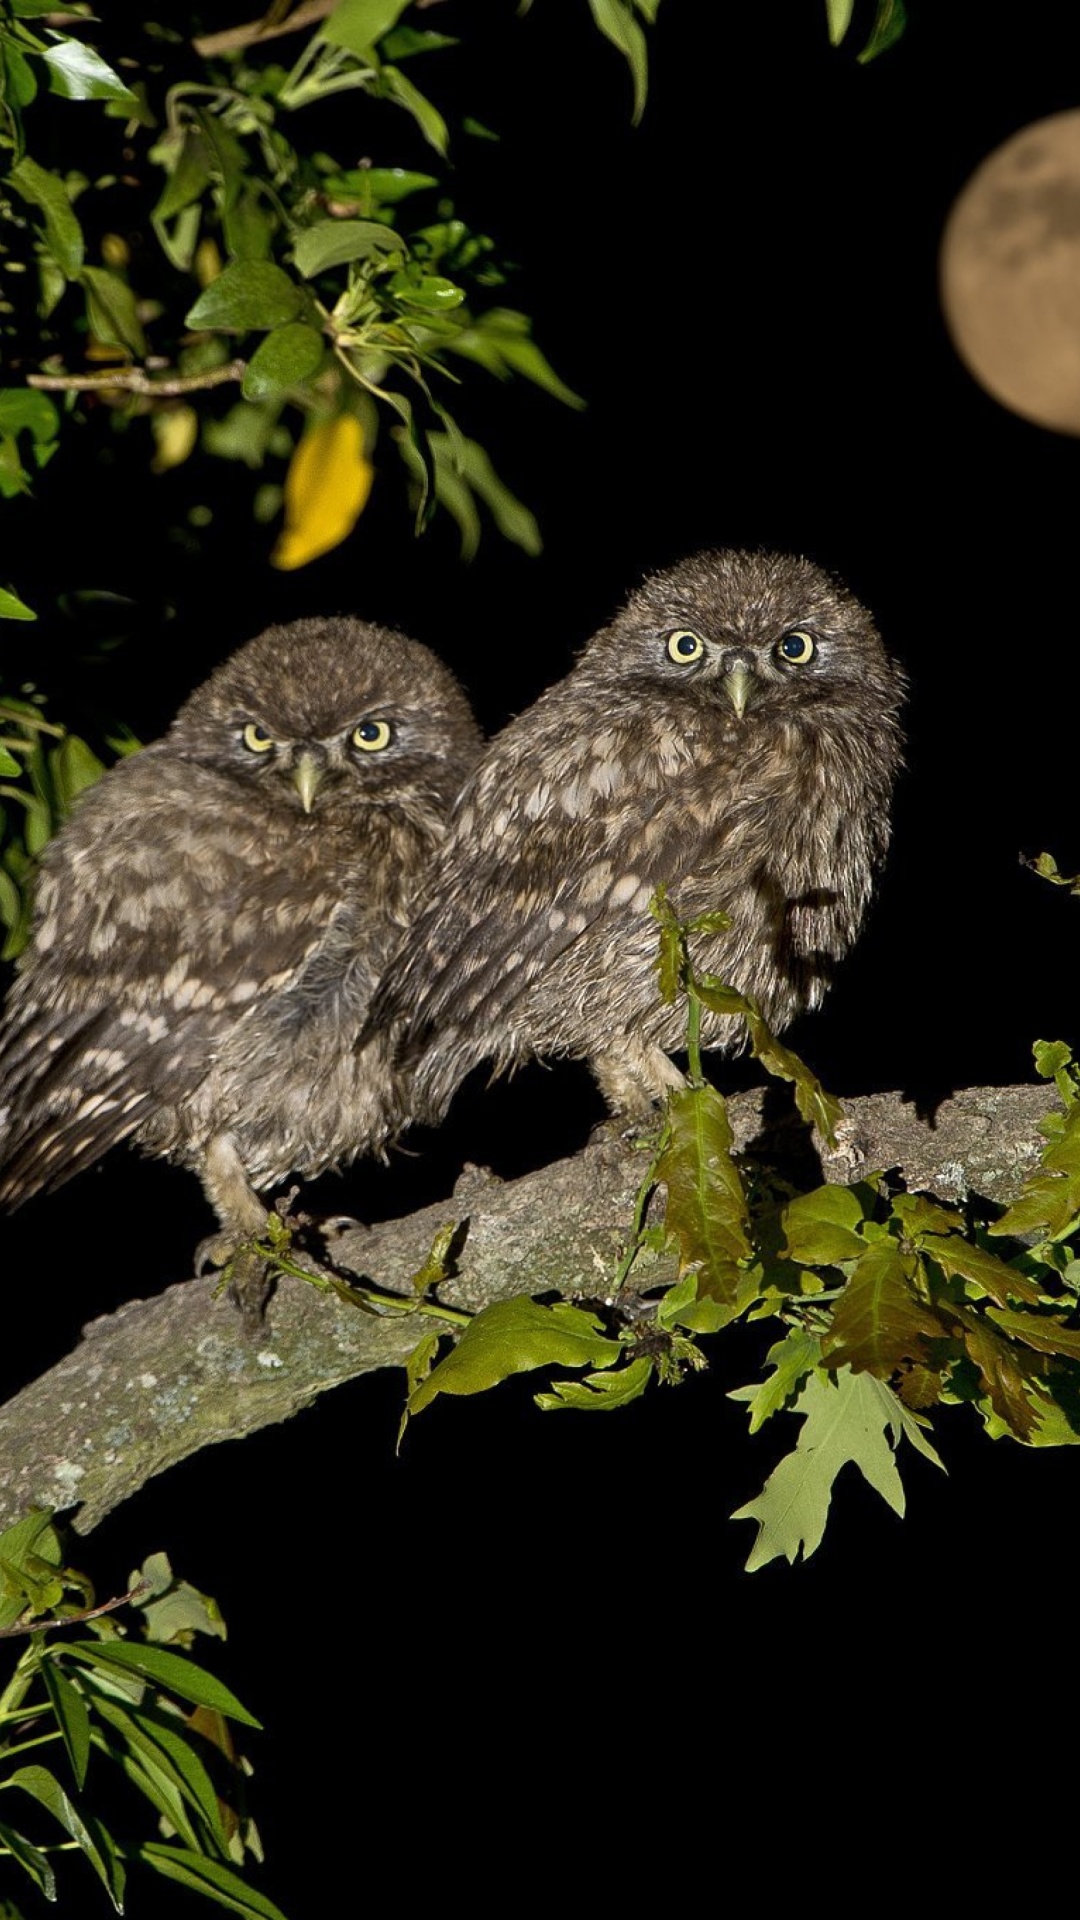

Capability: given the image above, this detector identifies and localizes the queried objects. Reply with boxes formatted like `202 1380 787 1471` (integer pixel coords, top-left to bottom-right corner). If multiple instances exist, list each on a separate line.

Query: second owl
367 548 905 1124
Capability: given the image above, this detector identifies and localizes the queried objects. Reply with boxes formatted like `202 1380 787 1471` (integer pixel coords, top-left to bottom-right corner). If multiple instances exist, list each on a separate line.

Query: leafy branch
395 890 1080 1571
0 1509 287 1917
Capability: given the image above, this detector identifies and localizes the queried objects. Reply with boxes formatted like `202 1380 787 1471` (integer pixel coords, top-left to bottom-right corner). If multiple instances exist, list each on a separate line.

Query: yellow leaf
151 404 198 473
194 237 222 288
271 413 374 570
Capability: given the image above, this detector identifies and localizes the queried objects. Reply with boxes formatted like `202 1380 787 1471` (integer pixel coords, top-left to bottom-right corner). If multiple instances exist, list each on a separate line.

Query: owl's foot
590 1042 687 1127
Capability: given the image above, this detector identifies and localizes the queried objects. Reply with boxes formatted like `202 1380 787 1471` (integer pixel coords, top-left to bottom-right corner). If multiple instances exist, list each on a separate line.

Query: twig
192 0 449 60
26 361 247 398
0 1581 152 1641
193 2 336 58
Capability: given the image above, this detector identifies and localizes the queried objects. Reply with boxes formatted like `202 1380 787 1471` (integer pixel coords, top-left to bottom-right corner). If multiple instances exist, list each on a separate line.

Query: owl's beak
292 750 324 813
722 663 754 719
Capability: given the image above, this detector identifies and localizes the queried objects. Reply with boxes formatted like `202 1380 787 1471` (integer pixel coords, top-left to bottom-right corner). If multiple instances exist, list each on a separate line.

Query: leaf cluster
0 0 600 580
391 891 1080 1573
0 682 120 959
0 1511 285 1917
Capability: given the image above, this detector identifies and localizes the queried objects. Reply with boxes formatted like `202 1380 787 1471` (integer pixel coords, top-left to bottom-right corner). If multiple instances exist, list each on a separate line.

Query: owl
0 616 481 1281
366 550 905 1126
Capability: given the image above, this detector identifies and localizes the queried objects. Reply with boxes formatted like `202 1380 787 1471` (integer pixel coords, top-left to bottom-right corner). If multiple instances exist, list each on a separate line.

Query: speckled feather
0 616 481 1235
368 550 905 1122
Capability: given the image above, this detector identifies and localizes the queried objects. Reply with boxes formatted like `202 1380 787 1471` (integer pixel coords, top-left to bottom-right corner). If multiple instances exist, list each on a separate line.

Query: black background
5 3 1080 1908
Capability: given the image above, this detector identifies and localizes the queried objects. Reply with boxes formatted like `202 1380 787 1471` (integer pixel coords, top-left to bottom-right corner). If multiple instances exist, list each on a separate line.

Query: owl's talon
317 1213 368 1242
195 1230 236 1276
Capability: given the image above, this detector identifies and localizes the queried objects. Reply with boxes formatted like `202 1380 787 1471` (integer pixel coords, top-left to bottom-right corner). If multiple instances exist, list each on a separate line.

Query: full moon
940 109 1080 434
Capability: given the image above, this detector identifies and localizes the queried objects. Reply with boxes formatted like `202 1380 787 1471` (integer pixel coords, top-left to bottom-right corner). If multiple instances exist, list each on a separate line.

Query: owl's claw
195 1229 236 1276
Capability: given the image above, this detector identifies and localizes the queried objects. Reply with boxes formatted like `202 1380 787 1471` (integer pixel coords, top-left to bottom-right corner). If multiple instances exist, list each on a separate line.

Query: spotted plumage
0 617 481 1255
367 549 905 1123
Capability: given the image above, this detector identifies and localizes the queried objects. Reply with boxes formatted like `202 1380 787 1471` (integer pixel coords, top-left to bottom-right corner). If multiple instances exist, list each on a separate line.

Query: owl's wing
371 751 731 1076
0 751 338 1201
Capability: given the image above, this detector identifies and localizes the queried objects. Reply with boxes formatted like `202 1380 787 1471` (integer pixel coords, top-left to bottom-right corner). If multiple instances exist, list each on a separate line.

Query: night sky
5 5 1080 1909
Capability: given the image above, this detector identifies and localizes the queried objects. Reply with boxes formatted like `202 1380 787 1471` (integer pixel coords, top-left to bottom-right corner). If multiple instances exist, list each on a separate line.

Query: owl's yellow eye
776 630 816 666
242 723 276 753
666 630 705 665
351 719 392 753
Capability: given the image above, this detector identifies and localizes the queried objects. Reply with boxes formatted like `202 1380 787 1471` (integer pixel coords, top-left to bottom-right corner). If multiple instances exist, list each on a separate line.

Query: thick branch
0 1083 1056 1534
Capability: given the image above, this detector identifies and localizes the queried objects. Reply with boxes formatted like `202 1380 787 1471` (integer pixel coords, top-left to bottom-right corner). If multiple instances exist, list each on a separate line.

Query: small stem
0 1728 62 1760
0 707 63 738
612 1123 669 1296
685 977 705 1087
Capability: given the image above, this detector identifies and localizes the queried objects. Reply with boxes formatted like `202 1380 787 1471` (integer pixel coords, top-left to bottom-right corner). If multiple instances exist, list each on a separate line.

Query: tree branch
0 1083 1057 1535
26 363 247 399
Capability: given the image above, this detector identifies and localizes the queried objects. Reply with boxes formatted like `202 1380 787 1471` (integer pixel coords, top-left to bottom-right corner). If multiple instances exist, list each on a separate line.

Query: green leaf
83 1690 227 1851
132 1556 227 1646
732 1367 908 1571
729 1329 821 1434
781 1183 869 1265
422 431 541 559
186 261 304 334
895 1193 1042 1305
7 154 84 276
408 1220 464 1295
64 1642 261 1727
382 25 459 58
80 266 145 357
0 1509 64 1629
953 1307 1043 1439
388 269 464 311
293 217 402 278
140 1844 289 1920
407 1297 623 1416
448 307 585 408
536 1355 655 1411
42 1659 91 1790
0 586 35 621
152 127 213 221
743 1008 843 1145
655 1084 751 1302
323 167 437 210
986 1306 1080 1362
0 1817 55 1899
857 0 907 62
41 37 137 103
0 389 58 443
242 323 325 401
1 37 37 114
588 0 650 122
825 0 855 43
821 1241 945 1376
49 734 105 816
321 0 412 55
106 1730 203 1852
379 63 448 154
8 1766 124 1911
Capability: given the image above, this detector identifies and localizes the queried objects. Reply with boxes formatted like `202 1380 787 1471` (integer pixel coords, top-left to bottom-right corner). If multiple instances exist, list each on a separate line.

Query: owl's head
170 617 481 817
585 548 904 725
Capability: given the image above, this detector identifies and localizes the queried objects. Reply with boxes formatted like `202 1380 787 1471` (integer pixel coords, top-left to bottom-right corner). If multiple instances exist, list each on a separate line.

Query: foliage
397 891 1080 1571
0 680 132 959
0 0 604 599
0 0 909 622
0 1511 285 1916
